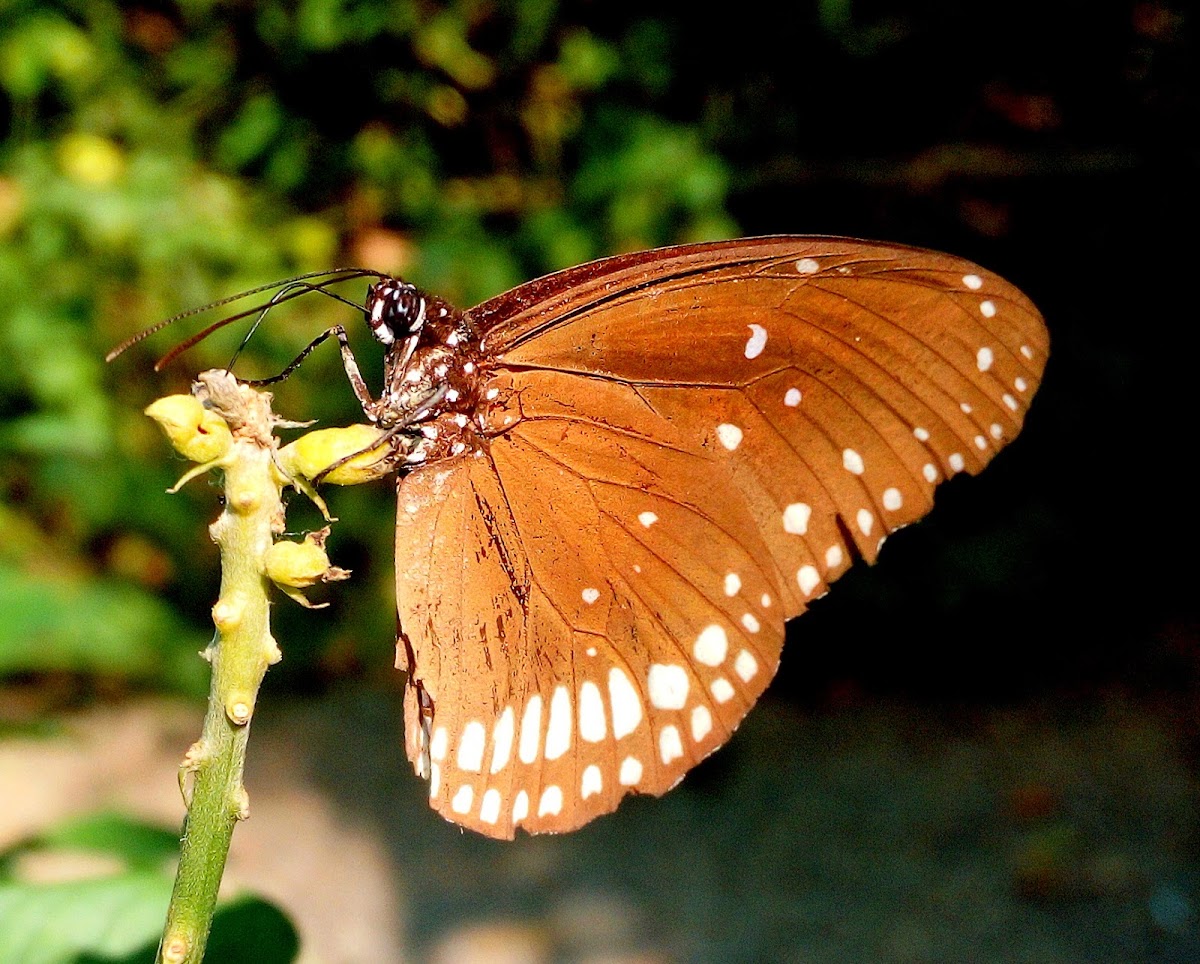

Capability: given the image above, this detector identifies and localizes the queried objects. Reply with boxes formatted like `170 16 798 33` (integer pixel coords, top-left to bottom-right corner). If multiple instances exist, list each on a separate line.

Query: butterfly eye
366 281 425 346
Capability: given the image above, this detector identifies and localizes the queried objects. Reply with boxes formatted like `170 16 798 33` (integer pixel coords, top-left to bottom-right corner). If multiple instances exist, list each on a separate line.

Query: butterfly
123 235 1048 839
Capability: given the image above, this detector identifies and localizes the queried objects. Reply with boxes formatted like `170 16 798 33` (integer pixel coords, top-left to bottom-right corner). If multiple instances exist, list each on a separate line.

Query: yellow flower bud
264 536 331 589
145 395 233 463
277 424 392 485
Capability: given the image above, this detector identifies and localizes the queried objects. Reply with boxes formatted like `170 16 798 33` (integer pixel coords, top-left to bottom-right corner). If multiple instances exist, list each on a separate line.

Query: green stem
158 382 283 964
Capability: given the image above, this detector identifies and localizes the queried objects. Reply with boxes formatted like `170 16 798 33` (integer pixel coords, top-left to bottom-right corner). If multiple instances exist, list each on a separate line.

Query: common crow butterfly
119 236 1048 839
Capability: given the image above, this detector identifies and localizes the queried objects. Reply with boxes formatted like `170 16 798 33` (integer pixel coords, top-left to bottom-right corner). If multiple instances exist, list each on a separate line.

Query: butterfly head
365 279 425 347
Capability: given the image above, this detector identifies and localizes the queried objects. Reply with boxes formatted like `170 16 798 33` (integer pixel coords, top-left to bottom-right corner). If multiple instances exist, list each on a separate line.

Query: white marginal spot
711 677 735 703
581 587 600 605
797 565 820 597
452 784 473 815
717 423 744 451
457 721 486 773
429 763 440 799
882 487 903 511
1015 377 1028 392
586 646 597 657
691 706 713 742
825 544 843 569
490 707 514 774
741 612 760 633
923 463 938 483
783 502 811 535
1021 345 1034 360
544 686 572 760
744 324 768 359
619 756 643 786
856 508 874 536
960 402 973 414
638 511 658 527
796 257 820 274
914 426 930 442
694 624 729 667
659 725 684 764
513 790 529 823
842 448 865 475
761 593 771 608
485 387 500 400
724 572 741 596
990 423 1003 439
977 346 994 372
734 650 758 683
480 789 501 825
538 785 563 817
633 564 642 574
1003 393 1018 411
581 764 602 799
974 435 988 451
980 300 997 318
608 667 643 739
430 726 448 762
518 696 542 765
784 387 802 407
579 681 607 743
949 453 965 473
648 663 689 710
963 274 983 290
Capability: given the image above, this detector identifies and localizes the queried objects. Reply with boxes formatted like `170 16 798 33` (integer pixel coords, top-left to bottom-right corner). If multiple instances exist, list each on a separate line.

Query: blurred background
1 1 1196 961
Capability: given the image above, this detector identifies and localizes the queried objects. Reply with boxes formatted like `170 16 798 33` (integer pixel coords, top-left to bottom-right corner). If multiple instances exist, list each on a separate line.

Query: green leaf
25 813 181 872
0 876 298 964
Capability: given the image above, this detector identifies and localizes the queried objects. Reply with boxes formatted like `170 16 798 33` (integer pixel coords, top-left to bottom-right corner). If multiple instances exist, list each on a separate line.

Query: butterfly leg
243 325 376 412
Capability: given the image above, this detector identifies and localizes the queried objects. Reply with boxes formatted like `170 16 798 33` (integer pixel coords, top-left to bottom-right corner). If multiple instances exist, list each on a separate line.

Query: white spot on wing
638 511 658 527
513 790 529 823
948 453 965 473
648 664 689 710
784 388 802 407
452 784 473 814
797 565 820 596
581 587 600 605
659 725 684 764
796 257 820 274
724 572 741 596
538 785 563 817
744 324 768 359
711 678 735 703
581 764 602 799
544 686 572 760
694 624 728 666
734 650 758 682
980 300 997 318
619 756 643 786
963 274 983 290
856 508 874 536
480 788 501 824
977 346 994 372
783 502 811 535
882 487 903 511
431 726 448 762
1003 394 1018 411
691 706 713 742
717 423 744 450
923 463 938 483
843 449 865 475
490 707 514 774
741 612 760 633
457 721 485 772
825 544 843 569
579 681 606 743
914 427 930 442
609 667 643 739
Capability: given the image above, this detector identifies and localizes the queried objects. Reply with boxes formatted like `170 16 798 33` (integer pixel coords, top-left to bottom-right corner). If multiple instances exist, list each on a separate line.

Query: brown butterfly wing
396 236 1047 838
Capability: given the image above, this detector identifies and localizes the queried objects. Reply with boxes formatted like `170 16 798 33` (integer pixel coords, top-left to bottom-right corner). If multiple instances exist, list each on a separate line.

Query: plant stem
158 377 283 964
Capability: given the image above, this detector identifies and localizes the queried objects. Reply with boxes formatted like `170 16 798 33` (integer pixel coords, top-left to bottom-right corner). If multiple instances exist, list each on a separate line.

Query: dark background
1 1 1196 960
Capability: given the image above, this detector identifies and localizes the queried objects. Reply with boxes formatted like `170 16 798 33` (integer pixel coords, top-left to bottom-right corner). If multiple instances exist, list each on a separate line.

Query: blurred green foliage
0 0 738 694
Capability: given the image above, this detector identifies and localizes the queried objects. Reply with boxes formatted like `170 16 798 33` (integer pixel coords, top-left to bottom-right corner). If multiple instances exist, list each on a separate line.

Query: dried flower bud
145 395 233 463
277 424 392 485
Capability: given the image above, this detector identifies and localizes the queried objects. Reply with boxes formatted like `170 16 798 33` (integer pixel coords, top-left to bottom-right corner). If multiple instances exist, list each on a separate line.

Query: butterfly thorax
363 279 485 467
